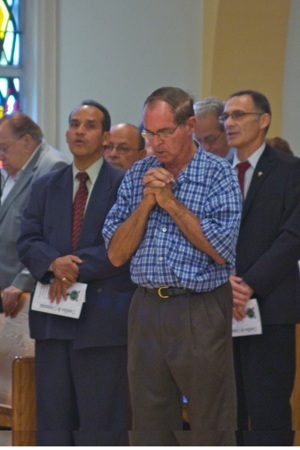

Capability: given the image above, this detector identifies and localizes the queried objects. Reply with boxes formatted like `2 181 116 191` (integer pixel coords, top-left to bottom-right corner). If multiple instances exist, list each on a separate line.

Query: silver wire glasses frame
141 121 183 141
218 111 264 123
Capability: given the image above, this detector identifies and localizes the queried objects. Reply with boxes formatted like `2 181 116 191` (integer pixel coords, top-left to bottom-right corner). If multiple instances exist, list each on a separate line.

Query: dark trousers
35 339 129 446
128 283 237 446
234 324 295 446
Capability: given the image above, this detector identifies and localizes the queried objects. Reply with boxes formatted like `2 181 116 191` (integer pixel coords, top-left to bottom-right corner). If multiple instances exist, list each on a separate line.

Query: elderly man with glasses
194 97 234 159
0 112 68 317
103 86 242 446
104 123 146 171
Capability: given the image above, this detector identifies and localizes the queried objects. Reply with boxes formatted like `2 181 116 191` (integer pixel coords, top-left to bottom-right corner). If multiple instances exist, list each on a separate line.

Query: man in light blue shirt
103 86 242 446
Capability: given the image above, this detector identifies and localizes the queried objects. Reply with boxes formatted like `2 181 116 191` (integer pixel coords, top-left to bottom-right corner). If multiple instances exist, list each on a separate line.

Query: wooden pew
11 356 36 445
0 356 36 446
0 403 12 428
0 293 35 445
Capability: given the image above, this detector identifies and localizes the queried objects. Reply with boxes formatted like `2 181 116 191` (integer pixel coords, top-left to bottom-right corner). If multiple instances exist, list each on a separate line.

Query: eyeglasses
105 144 139 154
196 130 223 146
141 121 183 141
218 110 264 123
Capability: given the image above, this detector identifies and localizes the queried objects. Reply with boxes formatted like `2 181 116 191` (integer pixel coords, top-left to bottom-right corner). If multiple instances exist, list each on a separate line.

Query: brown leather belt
144 286 198 299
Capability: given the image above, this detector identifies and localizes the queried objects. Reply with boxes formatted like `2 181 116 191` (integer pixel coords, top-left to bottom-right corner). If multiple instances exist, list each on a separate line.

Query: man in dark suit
17 100 136 446
220 89 300 446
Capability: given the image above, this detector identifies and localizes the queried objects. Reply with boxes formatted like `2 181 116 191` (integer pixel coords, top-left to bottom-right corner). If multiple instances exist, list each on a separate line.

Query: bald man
104 123 146 170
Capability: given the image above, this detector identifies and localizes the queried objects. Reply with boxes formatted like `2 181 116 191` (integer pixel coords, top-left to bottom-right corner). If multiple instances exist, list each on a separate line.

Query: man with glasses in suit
221 89 300 446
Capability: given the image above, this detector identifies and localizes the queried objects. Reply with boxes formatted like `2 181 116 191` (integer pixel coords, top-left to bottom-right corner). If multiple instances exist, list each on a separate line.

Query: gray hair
194 97 225 117
193 97 225 130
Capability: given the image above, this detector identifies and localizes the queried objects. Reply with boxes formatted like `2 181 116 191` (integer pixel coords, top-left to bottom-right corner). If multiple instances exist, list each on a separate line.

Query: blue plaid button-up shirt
103 148 242 292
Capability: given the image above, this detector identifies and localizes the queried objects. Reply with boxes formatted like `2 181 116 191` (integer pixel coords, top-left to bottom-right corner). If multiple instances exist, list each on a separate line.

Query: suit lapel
24 144 44 174
242 146 275 221
50 166 74 252
0 170 33 221
0 144 45 221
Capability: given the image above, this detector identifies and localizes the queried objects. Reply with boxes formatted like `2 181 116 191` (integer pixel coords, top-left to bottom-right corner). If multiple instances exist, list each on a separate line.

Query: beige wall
28 1 300 154
56 0 203 154
202 0 291 137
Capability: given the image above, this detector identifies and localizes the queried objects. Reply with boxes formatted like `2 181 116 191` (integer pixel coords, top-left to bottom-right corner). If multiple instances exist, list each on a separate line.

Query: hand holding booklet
32 281 87 319
232 298 262 337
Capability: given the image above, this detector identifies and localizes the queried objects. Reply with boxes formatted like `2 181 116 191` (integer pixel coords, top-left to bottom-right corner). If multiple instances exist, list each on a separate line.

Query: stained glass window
0 0 20 117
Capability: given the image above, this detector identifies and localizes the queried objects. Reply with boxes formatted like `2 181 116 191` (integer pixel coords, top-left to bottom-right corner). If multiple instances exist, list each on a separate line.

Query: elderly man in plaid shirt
103 86 242 446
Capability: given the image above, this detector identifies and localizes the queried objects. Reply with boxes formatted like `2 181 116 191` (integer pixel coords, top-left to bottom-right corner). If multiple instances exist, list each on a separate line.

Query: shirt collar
233 143 266 170
72 157 104 185
176 147 204 183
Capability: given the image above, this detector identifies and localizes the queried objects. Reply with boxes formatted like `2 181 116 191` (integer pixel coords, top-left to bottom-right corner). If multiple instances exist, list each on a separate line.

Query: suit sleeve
17 183 62 283
243 161 300 297
243 225 300 297
74 245 131 282
12 155 69 288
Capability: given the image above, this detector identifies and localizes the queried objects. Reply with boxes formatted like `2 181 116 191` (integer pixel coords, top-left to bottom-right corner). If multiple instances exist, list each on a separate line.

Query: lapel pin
258 171 263 177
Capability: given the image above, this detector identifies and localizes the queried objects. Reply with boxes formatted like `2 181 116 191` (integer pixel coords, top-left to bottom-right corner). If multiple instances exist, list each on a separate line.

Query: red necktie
72 172 89 250
236 161 250 199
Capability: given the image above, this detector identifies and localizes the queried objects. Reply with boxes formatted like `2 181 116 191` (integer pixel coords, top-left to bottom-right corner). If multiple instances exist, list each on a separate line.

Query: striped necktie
72 172 89 250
